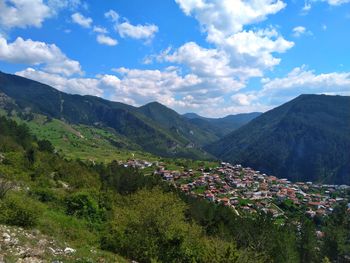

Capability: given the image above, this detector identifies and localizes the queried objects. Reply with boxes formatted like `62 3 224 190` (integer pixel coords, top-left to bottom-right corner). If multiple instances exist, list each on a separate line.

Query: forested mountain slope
0 71 211 159
207 94 350 184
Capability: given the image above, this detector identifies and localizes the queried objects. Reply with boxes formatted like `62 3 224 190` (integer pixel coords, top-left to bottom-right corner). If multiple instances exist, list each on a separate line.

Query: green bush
30 187 57 202
0 194 43 227
65 191 102 222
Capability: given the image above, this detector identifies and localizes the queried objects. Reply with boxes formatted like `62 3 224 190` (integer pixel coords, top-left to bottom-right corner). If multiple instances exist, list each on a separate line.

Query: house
205 193 215 202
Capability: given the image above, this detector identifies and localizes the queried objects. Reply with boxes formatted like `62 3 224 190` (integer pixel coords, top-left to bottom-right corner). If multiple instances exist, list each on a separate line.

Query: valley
0 72 349 262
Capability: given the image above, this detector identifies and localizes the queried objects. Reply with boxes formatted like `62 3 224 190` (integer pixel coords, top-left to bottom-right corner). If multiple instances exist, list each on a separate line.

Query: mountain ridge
206 94 350 184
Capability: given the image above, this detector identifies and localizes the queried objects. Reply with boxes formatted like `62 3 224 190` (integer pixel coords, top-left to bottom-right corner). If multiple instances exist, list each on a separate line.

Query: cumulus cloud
221 28 294 70
0 0 51 30
175 0 286 36
169 0 294 86
71 12 92 28
231 93 257 106
0 36 82 76
292 26 312 37
259 66 350 105
16 68 103 96
161 42 256 90
116 22 158 40
96 34 118 46
104 9 158 41
71 12 117 47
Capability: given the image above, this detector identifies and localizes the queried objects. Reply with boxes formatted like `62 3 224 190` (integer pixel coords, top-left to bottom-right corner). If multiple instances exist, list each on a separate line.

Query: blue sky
0 0 349 117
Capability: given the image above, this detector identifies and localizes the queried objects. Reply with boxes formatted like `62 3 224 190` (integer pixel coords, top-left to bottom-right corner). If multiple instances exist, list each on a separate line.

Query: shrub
0 194 43 227
65 191 101 222
30 187 57 202
38 139 55 153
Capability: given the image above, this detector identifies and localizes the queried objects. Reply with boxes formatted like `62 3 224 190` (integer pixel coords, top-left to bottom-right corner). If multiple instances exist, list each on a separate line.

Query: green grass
9 113 159 162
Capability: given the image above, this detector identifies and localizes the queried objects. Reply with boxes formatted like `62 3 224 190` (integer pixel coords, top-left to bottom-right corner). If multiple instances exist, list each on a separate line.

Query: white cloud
175 0 286 36
170 0 294 89
105 9 158 41
292 26 306 37
0 0 51 30
162 42 259 83
0 36 82 76
323 0 350 5
302 0 350 12
262 66 350 98
93 26 108 34
116 22 158 40
71 12 92 28
16 68 102 96
96 34 118 46
222 29 294 70
105 9 119 22
231 93 257 106
292 26 312 37
47 0 82 14
302 1 312 12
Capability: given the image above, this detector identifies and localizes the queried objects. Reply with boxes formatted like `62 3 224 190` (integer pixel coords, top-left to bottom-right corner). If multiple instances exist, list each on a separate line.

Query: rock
37 239 47 247
31 229 40 236
48 247 58 255
0 153 5 163
2 232 10 240
64 247 76 254
2 232 11 244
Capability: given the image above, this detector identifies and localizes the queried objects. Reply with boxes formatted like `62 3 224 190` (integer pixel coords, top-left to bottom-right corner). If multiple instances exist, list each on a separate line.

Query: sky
0 0 350 117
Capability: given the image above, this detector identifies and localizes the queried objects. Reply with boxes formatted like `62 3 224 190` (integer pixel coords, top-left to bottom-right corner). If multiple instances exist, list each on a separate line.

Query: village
134 160 350 219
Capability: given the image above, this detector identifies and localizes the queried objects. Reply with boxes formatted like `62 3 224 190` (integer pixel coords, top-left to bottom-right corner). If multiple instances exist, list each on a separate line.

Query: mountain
138 102 219 146
183 112 262 137
182 112 203 119
0 71 211 159
207 94 350 184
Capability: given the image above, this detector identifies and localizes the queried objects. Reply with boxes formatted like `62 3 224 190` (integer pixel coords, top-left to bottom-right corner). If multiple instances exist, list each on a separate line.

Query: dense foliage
207 94 350 184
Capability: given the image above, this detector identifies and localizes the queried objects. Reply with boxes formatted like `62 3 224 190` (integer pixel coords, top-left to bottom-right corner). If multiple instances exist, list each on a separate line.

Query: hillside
207 94 350 184
138 102 219 145
0 115 270 262
0 71 211 159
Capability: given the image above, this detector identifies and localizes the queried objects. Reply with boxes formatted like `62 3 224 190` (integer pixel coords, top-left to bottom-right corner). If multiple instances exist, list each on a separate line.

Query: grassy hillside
20 114 159 162
207 95 350 184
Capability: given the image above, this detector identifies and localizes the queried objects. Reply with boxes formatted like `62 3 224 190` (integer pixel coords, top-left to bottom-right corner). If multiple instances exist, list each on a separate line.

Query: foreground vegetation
0 116 349 262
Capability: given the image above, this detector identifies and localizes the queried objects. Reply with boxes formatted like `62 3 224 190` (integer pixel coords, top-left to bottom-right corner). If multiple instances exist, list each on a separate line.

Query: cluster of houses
121 159 153 169
154 162 350 218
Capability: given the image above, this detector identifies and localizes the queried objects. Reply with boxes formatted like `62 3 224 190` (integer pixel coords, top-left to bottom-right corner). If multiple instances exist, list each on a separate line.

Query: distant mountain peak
183 112 203 119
